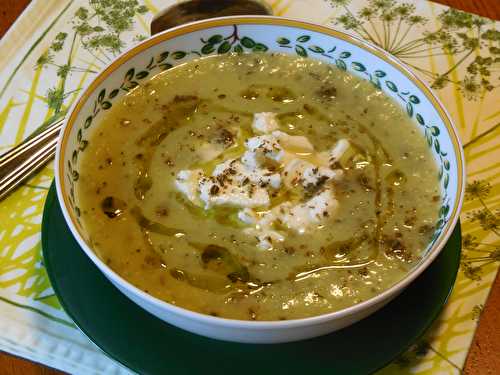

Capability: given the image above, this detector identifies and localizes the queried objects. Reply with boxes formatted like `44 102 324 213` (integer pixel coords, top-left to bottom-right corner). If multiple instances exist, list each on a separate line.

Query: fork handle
0 119 64 200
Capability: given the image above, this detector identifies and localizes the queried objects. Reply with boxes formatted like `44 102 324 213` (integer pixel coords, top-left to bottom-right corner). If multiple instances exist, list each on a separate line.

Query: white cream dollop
283 158 342 190
280 189 338 234
175 169 204 205
252 112 280 134
174 112 349 250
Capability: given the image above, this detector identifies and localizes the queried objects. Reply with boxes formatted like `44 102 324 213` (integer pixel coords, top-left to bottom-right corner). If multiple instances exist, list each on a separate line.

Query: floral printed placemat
0 1 498 374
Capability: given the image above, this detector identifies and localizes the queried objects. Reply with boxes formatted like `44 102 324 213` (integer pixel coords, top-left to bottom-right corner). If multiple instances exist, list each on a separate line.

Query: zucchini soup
77 53 441 321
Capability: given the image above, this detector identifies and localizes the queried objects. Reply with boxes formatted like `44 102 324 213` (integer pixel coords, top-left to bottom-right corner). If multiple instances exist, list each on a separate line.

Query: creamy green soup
77 53 440 320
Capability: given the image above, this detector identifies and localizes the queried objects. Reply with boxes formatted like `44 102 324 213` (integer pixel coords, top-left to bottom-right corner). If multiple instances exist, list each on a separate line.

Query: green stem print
461 180 500 281
0 1 75 99
326 0 500 101
0 296 75 329
463 122 500 149
34 1 149 135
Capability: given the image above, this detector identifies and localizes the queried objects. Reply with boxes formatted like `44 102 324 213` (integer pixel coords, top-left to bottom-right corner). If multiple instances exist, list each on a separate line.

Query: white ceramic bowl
55 16 465 344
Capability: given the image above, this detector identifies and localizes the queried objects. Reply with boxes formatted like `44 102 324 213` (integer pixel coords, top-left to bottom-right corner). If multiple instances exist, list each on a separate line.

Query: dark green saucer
42 183 461 375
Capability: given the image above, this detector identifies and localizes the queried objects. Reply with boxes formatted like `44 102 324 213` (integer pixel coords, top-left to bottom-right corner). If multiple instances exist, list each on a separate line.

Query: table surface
0 0 499 374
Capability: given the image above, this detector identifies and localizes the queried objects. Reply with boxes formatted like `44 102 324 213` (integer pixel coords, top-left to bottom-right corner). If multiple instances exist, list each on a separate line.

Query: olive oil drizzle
133 95 201 200
357 123 395 260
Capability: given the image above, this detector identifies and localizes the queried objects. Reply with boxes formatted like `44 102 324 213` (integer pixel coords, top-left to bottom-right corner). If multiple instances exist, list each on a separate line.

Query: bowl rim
55 15 466 328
